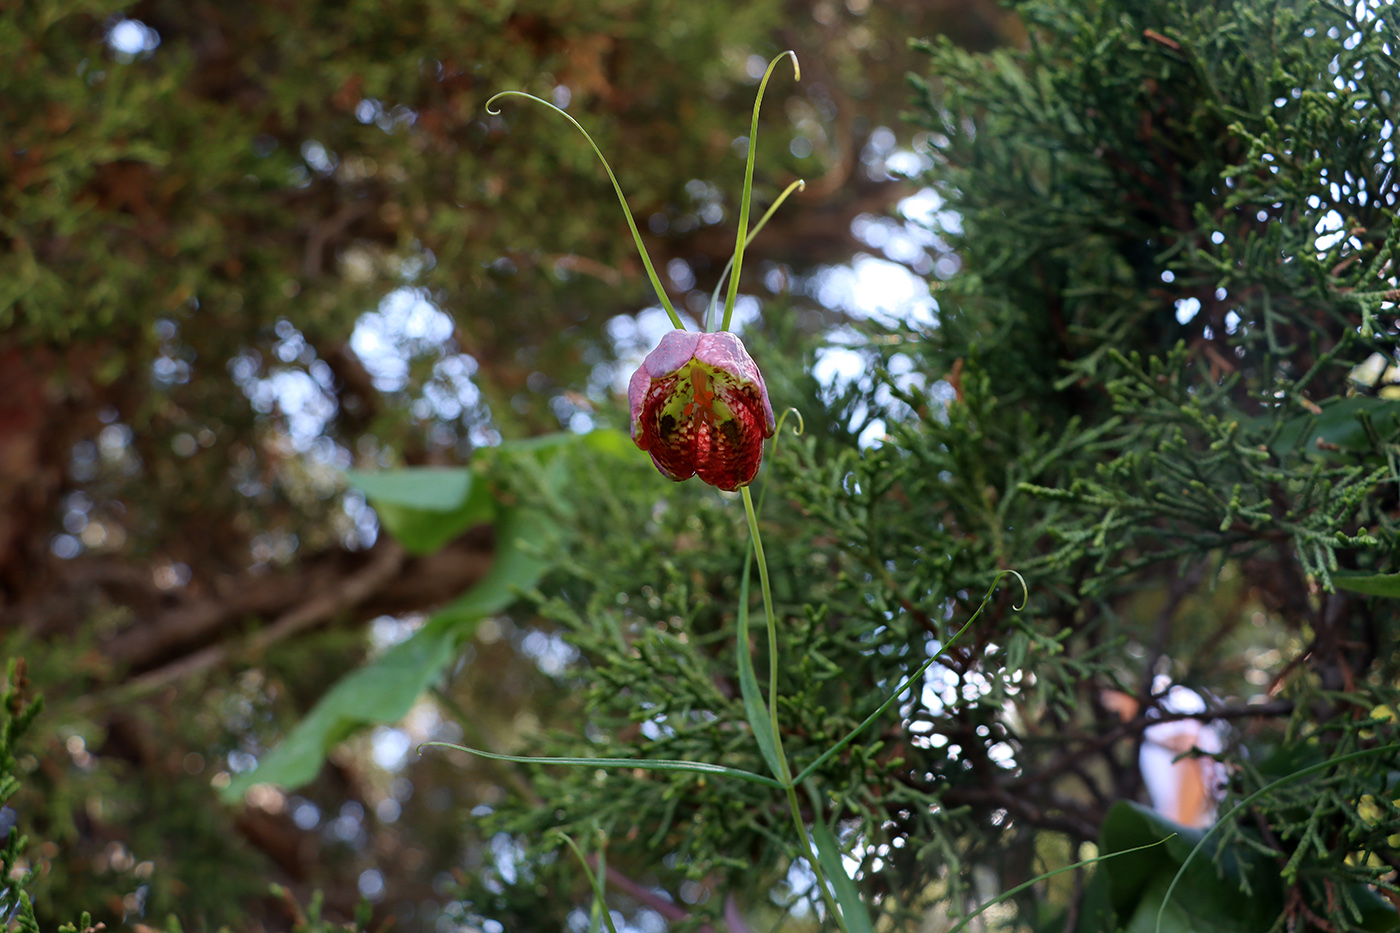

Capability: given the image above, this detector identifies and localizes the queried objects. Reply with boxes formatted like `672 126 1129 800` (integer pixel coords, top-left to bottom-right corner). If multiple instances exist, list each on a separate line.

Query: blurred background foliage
3 0 1400 931
1 0 1017 928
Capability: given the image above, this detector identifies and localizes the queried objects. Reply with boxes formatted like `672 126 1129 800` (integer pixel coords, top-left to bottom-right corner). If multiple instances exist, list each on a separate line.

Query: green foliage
3 0 1012 929
423 0 1400 929
2 661 92 933
229 431 636 798
9 0 1400 928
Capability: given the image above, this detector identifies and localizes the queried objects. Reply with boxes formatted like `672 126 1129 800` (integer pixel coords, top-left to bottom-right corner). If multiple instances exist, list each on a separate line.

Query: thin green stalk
708 178 805 332
486 91 684 330
740 484 852 933
721 51 799 333
782 783 851 933
556 831 621 933
741 486 784 770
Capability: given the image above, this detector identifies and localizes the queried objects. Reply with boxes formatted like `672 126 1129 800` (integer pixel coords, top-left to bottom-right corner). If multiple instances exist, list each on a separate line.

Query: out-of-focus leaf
345 467 472 511
580 427 647 461
1072 864 1117 933
347 467 495 555
222 627 457 801
224 505 558 800
434 505 557 625
232 432 601 800
1274 397 1400 458
1333 571 1400 598
1351 884 1400 932
1123 873 1235 933
1099 802 1280 933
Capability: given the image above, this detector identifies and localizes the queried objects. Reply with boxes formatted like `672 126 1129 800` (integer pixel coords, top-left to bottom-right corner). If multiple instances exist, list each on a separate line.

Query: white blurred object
1140 680 1228 828
1102 680 1229 829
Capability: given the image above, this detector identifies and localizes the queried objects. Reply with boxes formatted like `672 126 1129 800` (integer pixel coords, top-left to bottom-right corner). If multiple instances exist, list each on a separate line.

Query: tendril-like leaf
721 51 800 333
708 178 805 332
486 91 684 330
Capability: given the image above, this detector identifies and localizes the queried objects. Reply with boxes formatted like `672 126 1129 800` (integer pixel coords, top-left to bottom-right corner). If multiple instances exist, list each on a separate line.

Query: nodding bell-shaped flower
629 331 776 491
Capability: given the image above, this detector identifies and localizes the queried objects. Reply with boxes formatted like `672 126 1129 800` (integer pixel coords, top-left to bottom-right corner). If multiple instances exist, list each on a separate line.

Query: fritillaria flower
628 330 776 491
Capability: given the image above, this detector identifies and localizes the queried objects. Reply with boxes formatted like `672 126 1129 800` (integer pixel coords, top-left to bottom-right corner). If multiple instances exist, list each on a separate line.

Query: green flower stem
556 831 621 933
721 51 799 333
707 178 805 332
740 484 852 933
485 91 684 330
739 487 784 776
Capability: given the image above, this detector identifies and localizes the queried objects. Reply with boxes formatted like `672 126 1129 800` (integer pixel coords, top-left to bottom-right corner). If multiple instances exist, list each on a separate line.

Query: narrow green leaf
721 52 798 333
421 741 786 789
807 789 875 933
484 92 683 329
737 553 786 781
556 833 619 933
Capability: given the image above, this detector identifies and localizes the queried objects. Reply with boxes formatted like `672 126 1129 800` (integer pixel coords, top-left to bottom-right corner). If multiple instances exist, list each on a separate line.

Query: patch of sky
1175 297 1202 325
351 289 457 392
348 287 497 444
518 628 579 678
1314 208 1349 253
106 18 160 60
369 614 425 651
371 726 413 771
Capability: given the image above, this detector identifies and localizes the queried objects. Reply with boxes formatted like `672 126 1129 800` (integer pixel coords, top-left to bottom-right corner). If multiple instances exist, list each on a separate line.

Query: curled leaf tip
783 50 801 81
1000 569 1029 610
484 91 514 114
775 407 805 437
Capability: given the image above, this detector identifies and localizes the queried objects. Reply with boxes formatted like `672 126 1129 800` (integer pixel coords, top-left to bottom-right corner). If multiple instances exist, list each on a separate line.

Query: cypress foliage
478 0 1400 930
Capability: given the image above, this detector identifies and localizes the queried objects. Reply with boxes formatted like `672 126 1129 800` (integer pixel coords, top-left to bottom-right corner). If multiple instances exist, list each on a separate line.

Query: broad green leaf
226 505 560 800
808 800 875 933
1156 745 1400 933
1332 571 1400 598
434 506 557 624
950 837 1176 933
1073 863 1120 933
1100 802 1280 933
347 467 495 555
222 627 457 801
1124 872 1237 933
345 467 472 511
1274 396 1400 458
1099 801 1205 914
230 436 589 802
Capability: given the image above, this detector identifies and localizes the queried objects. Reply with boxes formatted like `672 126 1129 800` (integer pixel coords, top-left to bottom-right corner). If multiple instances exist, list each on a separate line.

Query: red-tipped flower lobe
629 331 776 491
